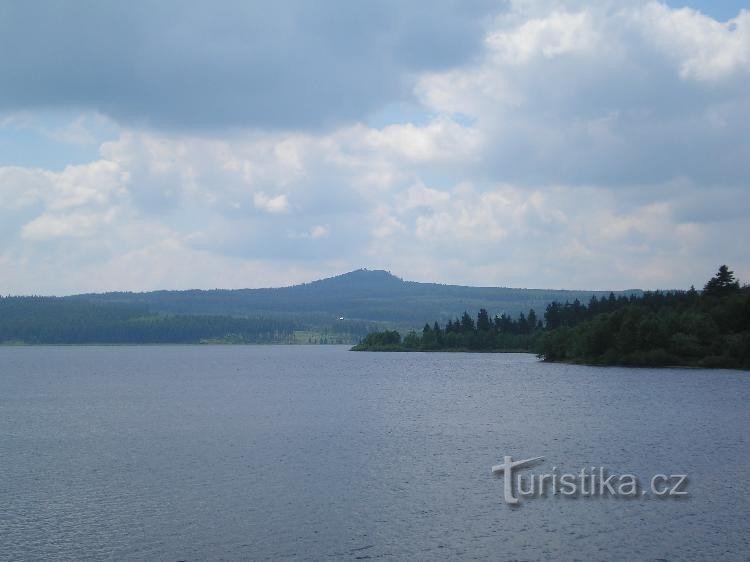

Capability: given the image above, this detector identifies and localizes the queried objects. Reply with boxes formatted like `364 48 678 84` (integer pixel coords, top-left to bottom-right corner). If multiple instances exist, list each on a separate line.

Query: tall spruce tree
703 265 740 297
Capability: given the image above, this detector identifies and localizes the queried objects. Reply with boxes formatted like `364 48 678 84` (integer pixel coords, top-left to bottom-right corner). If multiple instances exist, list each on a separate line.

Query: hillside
70 269 640 328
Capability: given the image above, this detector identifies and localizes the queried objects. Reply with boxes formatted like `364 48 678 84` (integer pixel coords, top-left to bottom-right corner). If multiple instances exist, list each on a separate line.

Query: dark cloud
0 0 500 130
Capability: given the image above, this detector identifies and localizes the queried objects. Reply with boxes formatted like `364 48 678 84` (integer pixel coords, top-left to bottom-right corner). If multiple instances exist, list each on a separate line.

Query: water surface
0 346 748 560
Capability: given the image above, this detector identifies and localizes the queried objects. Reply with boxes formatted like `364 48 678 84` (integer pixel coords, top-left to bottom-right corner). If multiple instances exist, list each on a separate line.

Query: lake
0 346 748 560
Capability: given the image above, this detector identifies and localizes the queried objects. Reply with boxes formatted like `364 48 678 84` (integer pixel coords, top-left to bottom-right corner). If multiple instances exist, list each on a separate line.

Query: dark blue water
0 346 748 560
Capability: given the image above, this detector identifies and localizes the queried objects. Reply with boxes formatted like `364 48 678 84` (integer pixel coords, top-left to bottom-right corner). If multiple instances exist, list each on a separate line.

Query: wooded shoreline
353 266 750 370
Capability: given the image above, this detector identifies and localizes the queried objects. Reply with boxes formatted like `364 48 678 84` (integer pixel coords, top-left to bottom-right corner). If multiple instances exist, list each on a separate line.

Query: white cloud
636 3 750 81
0 1 748 294
253 191 289 214
0 167 51 210
416 0 750 190
402 182 451 210
308 225 330 239
362 118 481 163
486 10 598 64
21 209 117 240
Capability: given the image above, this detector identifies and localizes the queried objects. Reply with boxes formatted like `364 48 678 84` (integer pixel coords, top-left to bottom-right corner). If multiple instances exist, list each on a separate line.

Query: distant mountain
70 269 641 329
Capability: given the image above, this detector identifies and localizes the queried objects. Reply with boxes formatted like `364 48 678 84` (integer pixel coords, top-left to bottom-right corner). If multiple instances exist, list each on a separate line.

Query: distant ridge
69 269 641 328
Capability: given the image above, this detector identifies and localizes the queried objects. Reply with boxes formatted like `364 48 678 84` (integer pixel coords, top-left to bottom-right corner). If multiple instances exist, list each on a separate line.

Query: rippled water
0 346 748 560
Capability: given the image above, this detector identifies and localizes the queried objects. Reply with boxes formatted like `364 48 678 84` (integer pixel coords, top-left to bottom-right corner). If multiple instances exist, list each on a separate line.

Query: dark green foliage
0 297 296 344
537 266 750 369
352 308 542 352
4 269 636 344
69 269 639 327
13 268 637 344
354 266 749 370
477 308 491 331
703 265 740 298
351 330 402 351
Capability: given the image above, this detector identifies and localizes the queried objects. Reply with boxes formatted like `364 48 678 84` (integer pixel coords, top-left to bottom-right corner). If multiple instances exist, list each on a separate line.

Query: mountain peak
311 269 404 288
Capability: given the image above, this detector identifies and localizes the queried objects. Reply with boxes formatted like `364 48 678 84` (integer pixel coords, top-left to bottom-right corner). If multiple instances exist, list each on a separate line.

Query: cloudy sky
1 0 748 294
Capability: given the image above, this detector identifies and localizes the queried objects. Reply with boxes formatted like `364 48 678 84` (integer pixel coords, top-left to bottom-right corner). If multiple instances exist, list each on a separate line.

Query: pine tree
527 309 538 332
703 265 740 298
477 308 491 332
460 311 475 333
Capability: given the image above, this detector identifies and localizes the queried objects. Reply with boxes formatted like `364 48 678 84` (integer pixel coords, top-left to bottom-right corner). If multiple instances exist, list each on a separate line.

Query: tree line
353 266 750 370
0 297 297 344
538 266 749 369
352 307 543 352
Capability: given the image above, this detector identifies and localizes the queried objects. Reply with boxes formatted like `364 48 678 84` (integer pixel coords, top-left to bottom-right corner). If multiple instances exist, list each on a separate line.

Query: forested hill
69 269 639 326
1 270 641 345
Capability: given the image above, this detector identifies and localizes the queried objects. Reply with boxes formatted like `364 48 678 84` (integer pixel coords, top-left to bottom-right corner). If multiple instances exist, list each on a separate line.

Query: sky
0 0 748 294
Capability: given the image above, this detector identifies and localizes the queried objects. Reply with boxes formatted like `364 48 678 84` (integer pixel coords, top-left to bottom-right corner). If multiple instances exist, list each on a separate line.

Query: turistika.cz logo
491 456 688 505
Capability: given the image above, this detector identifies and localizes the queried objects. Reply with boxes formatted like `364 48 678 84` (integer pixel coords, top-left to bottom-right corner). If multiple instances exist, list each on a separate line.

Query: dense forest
353 266 750 370
538 266 749 369
71 269 637 326
351 308 542 352
0 297 297 344
0 269 636 345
